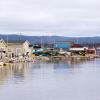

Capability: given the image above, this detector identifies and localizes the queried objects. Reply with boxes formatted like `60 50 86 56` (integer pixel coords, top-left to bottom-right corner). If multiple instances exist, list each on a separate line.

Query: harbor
0 36 99 100
0 38 99 66
1 0 100 99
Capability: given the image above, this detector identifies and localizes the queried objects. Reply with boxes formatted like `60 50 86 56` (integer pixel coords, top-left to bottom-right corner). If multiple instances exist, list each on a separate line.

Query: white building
7 40 33 57
0 39 7 59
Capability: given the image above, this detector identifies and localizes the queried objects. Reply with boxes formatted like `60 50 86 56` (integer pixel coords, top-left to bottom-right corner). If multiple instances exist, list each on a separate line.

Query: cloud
0 0 100 36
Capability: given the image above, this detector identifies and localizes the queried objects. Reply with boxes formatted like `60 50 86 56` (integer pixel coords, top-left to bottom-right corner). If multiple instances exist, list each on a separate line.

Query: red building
72 44 83 48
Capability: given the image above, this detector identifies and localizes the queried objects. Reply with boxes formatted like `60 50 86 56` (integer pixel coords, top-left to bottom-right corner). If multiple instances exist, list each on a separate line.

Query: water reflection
0 59 99 100
0 59 95 85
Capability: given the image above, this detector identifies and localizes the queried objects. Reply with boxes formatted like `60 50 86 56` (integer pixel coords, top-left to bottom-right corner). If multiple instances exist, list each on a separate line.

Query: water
0 59 100 100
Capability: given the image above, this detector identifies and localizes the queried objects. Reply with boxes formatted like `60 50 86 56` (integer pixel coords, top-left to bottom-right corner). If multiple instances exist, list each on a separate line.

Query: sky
0 0 100 37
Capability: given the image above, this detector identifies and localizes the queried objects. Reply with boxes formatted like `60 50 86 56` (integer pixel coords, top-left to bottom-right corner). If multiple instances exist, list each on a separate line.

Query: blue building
53 41 73 49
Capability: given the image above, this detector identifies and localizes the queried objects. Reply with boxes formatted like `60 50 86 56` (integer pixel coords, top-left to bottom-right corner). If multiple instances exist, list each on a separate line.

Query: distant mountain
0 34 100 44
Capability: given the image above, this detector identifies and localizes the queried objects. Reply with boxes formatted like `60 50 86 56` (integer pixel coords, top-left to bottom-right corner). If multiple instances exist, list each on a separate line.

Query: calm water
0 59 100 100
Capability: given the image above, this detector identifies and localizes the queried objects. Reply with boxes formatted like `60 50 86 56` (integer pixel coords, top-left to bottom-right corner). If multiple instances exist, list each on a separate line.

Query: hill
0 34 100 44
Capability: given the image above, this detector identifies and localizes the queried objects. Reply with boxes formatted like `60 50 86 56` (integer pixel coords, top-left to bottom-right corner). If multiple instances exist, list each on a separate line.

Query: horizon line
0 34 100 38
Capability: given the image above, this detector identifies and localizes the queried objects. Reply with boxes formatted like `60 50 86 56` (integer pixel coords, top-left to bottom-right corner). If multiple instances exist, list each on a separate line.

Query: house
0 39 7 59
6 40 33 58
23 40 33 56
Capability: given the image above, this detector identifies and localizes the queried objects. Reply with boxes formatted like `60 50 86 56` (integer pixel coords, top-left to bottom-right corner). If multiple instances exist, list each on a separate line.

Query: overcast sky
0 0 100 37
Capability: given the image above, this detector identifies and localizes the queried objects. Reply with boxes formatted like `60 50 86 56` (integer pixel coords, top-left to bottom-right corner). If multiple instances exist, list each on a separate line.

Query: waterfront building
85 48 96 57
96 47 100 56
69 47 86 56
53 41 74 50
0 39 7 59
6 40 33 58
69 46 96 57
69 43 85 56
71 44 83 48
23 40 33 56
